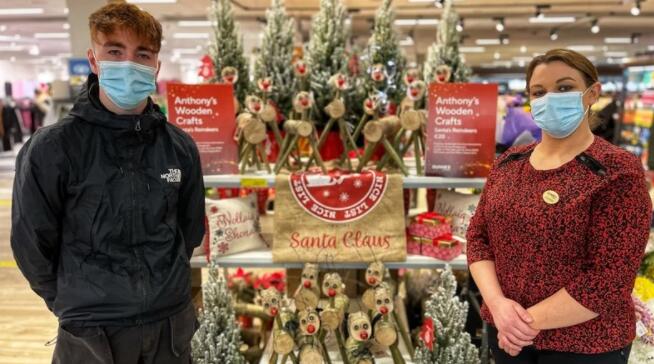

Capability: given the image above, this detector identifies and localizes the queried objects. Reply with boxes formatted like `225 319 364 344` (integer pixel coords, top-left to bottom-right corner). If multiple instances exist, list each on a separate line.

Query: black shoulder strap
576 153 608 176
498 149 534 168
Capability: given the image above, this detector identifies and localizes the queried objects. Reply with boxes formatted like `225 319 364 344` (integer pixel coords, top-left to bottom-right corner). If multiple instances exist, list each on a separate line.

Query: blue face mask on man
530 86 593 139
94 53 157 111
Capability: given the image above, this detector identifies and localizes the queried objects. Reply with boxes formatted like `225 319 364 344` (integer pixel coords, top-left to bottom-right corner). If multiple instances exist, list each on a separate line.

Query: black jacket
11 74 205 326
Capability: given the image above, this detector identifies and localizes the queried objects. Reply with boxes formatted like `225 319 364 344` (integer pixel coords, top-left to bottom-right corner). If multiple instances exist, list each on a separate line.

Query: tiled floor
0 145 58 364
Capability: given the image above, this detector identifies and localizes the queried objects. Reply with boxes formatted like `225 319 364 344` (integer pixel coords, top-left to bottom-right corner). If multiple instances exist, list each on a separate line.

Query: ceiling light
476 38 501 45
460 46 485 53
550 29 559 40
0 25 6 32
648 45 654 51
63 8 69 15
605 51 628 57
177 20 214 27
567 45 595 52
518 60 526 67
590 19 600 34
0 8 44 15
456 18 464 32
520 45 527 53
417 19 439 26
604 37 632 44
395 19 418 26
10 56 16 62
435 0 445 8
500 34 510 45
529 16 576 23
28 46 39 56
631 33 641 44
631 1 641 16
128 0 177 3
172 33 210 39
495 18 505 32
494 52 501 60
34 33 69 39
63 23 70 30
606 58 615 64
535 7 543 18
0 45 24 51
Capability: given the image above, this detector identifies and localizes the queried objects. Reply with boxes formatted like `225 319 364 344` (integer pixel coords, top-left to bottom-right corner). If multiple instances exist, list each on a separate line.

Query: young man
11 3 205 363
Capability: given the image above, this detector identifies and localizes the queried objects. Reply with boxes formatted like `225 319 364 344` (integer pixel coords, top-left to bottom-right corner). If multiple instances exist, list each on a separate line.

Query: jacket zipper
132 119 145 325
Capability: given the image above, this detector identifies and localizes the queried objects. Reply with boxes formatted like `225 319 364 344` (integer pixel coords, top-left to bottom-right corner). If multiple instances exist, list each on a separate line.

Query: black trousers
52 303 198 364
489 326 630 364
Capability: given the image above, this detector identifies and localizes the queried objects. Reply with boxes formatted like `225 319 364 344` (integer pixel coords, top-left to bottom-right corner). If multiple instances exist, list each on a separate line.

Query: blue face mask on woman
95 55 157 111
530 87 592 139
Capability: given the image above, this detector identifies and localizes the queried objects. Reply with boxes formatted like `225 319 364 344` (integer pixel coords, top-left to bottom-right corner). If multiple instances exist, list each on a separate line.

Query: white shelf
203 174 486 189
190 249 468 270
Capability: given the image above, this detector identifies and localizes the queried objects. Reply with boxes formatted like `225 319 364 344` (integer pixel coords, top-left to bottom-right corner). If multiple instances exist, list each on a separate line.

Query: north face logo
289 170 388 223
161 169 181 183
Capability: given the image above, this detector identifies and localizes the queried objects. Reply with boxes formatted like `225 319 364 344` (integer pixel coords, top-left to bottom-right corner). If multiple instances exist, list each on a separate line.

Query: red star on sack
353 179 363 188
420 317 435 351
339 192 350 202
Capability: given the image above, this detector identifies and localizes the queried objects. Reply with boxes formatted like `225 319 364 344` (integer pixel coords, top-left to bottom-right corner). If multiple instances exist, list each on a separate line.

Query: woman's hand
489 297 540 354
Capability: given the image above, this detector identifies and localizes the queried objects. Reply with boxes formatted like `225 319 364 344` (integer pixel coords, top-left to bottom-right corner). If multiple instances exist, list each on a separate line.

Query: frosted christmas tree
363 0 407 109
415 267 480 364
209 0 250 105
253 0 296 114
306 0 350 126
423 0 470 83
192 264 246 364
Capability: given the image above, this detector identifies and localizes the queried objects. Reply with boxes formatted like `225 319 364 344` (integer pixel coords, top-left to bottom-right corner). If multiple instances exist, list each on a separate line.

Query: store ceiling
0 0 653 72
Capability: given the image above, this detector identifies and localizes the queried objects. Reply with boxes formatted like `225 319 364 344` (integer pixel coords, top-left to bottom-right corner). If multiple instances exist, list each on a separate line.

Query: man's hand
489 297 540 355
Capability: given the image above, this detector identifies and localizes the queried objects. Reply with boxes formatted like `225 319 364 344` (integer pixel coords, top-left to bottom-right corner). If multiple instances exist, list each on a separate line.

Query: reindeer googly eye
367 269 372 274
264 303 269 308
271 298 277 304
363 324 369 330
374 271 379 275
323 281 329 287
385 298 390 304
354 325 360 330
309 315 315 321
309 275 314 280
332 284 338 289
302 274 307 279
301 319 307 325
376 299 382 305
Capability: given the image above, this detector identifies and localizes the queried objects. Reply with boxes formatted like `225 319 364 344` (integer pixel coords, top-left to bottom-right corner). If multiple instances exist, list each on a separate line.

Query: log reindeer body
362 262 385 312
256 287 296 357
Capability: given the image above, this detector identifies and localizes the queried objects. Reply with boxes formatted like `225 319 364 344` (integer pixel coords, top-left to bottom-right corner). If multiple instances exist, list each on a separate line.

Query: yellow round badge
543 190 560 205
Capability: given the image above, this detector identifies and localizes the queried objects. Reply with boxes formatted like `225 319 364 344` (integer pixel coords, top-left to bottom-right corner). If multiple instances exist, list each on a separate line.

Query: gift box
408 221 452 240
422 241 464 261
414 211 452 226
407 235 422 255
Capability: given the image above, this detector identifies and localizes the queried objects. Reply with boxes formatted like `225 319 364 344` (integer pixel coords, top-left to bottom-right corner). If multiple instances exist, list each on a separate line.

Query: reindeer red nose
368 277 377 285
254 104 261 112
439 75 445 81
380 306 389 315
269 307 278 317
411 89 419 97
298 65 306 73
328 288 337 297
303 280 312 288
307 324 316 334
407 75 415 83
360 332 369 340
338 78 345 86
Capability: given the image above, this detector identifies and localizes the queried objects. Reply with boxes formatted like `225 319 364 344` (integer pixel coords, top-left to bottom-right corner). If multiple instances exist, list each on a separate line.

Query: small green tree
363 0 407 109
209 0 250 105
253 0 296 114
192 264 246 364
415 267 480 364
424 0 470 83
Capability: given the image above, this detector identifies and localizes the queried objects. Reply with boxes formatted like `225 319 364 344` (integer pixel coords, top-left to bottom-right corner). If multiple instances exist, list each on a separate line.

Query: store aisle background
0 145 57 364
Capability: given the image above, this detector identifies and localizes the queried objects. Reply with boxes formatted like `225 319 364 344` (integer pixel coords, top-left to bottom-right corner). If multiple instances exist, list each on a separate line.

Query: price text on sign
166 83 238 175
241 178 269 188
425 83 498 178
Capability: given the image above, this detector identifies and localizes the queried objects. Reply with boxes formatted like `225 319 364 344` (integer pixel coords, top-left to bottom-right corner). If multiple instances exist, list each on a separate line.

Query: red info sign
425 83 497 178
167 83 238 174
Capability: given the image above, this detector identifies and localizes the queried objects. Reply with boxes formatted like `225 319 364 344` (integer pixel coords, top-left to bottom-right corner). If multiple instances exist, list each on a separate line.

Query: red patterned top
467 137 652 354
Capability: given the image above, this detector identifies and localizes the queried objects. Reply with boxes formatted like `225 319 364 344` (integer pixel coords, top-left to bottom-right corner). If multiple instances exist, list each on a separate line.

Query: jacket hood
70 73 166 131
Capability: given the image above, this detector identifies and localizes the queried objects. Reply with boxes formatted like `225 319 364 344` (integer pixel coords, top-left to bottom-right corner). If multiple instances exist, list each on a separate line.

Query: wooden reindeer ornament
372 285 412 363
294 263 320 311
256 287 297 363
378 79 427 175
298 309 325 364
319 273 350 364
361 262 385 313
237 95 271 173
256 77 284 149
346 312 374 364
357 115 408 175
275 92 327 174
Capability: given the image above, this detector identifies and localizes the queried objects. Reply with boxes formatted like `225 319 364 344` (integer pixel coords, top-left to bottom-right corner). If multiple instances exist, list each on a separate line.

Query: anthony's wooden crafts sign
425 83 497 178
273 171 406 263
167 83 238 174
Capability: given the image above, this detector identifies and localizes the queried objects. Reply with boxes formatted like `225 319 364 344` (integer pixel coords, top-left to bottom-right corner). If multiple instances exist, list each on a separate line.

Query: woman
467 48 652 364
